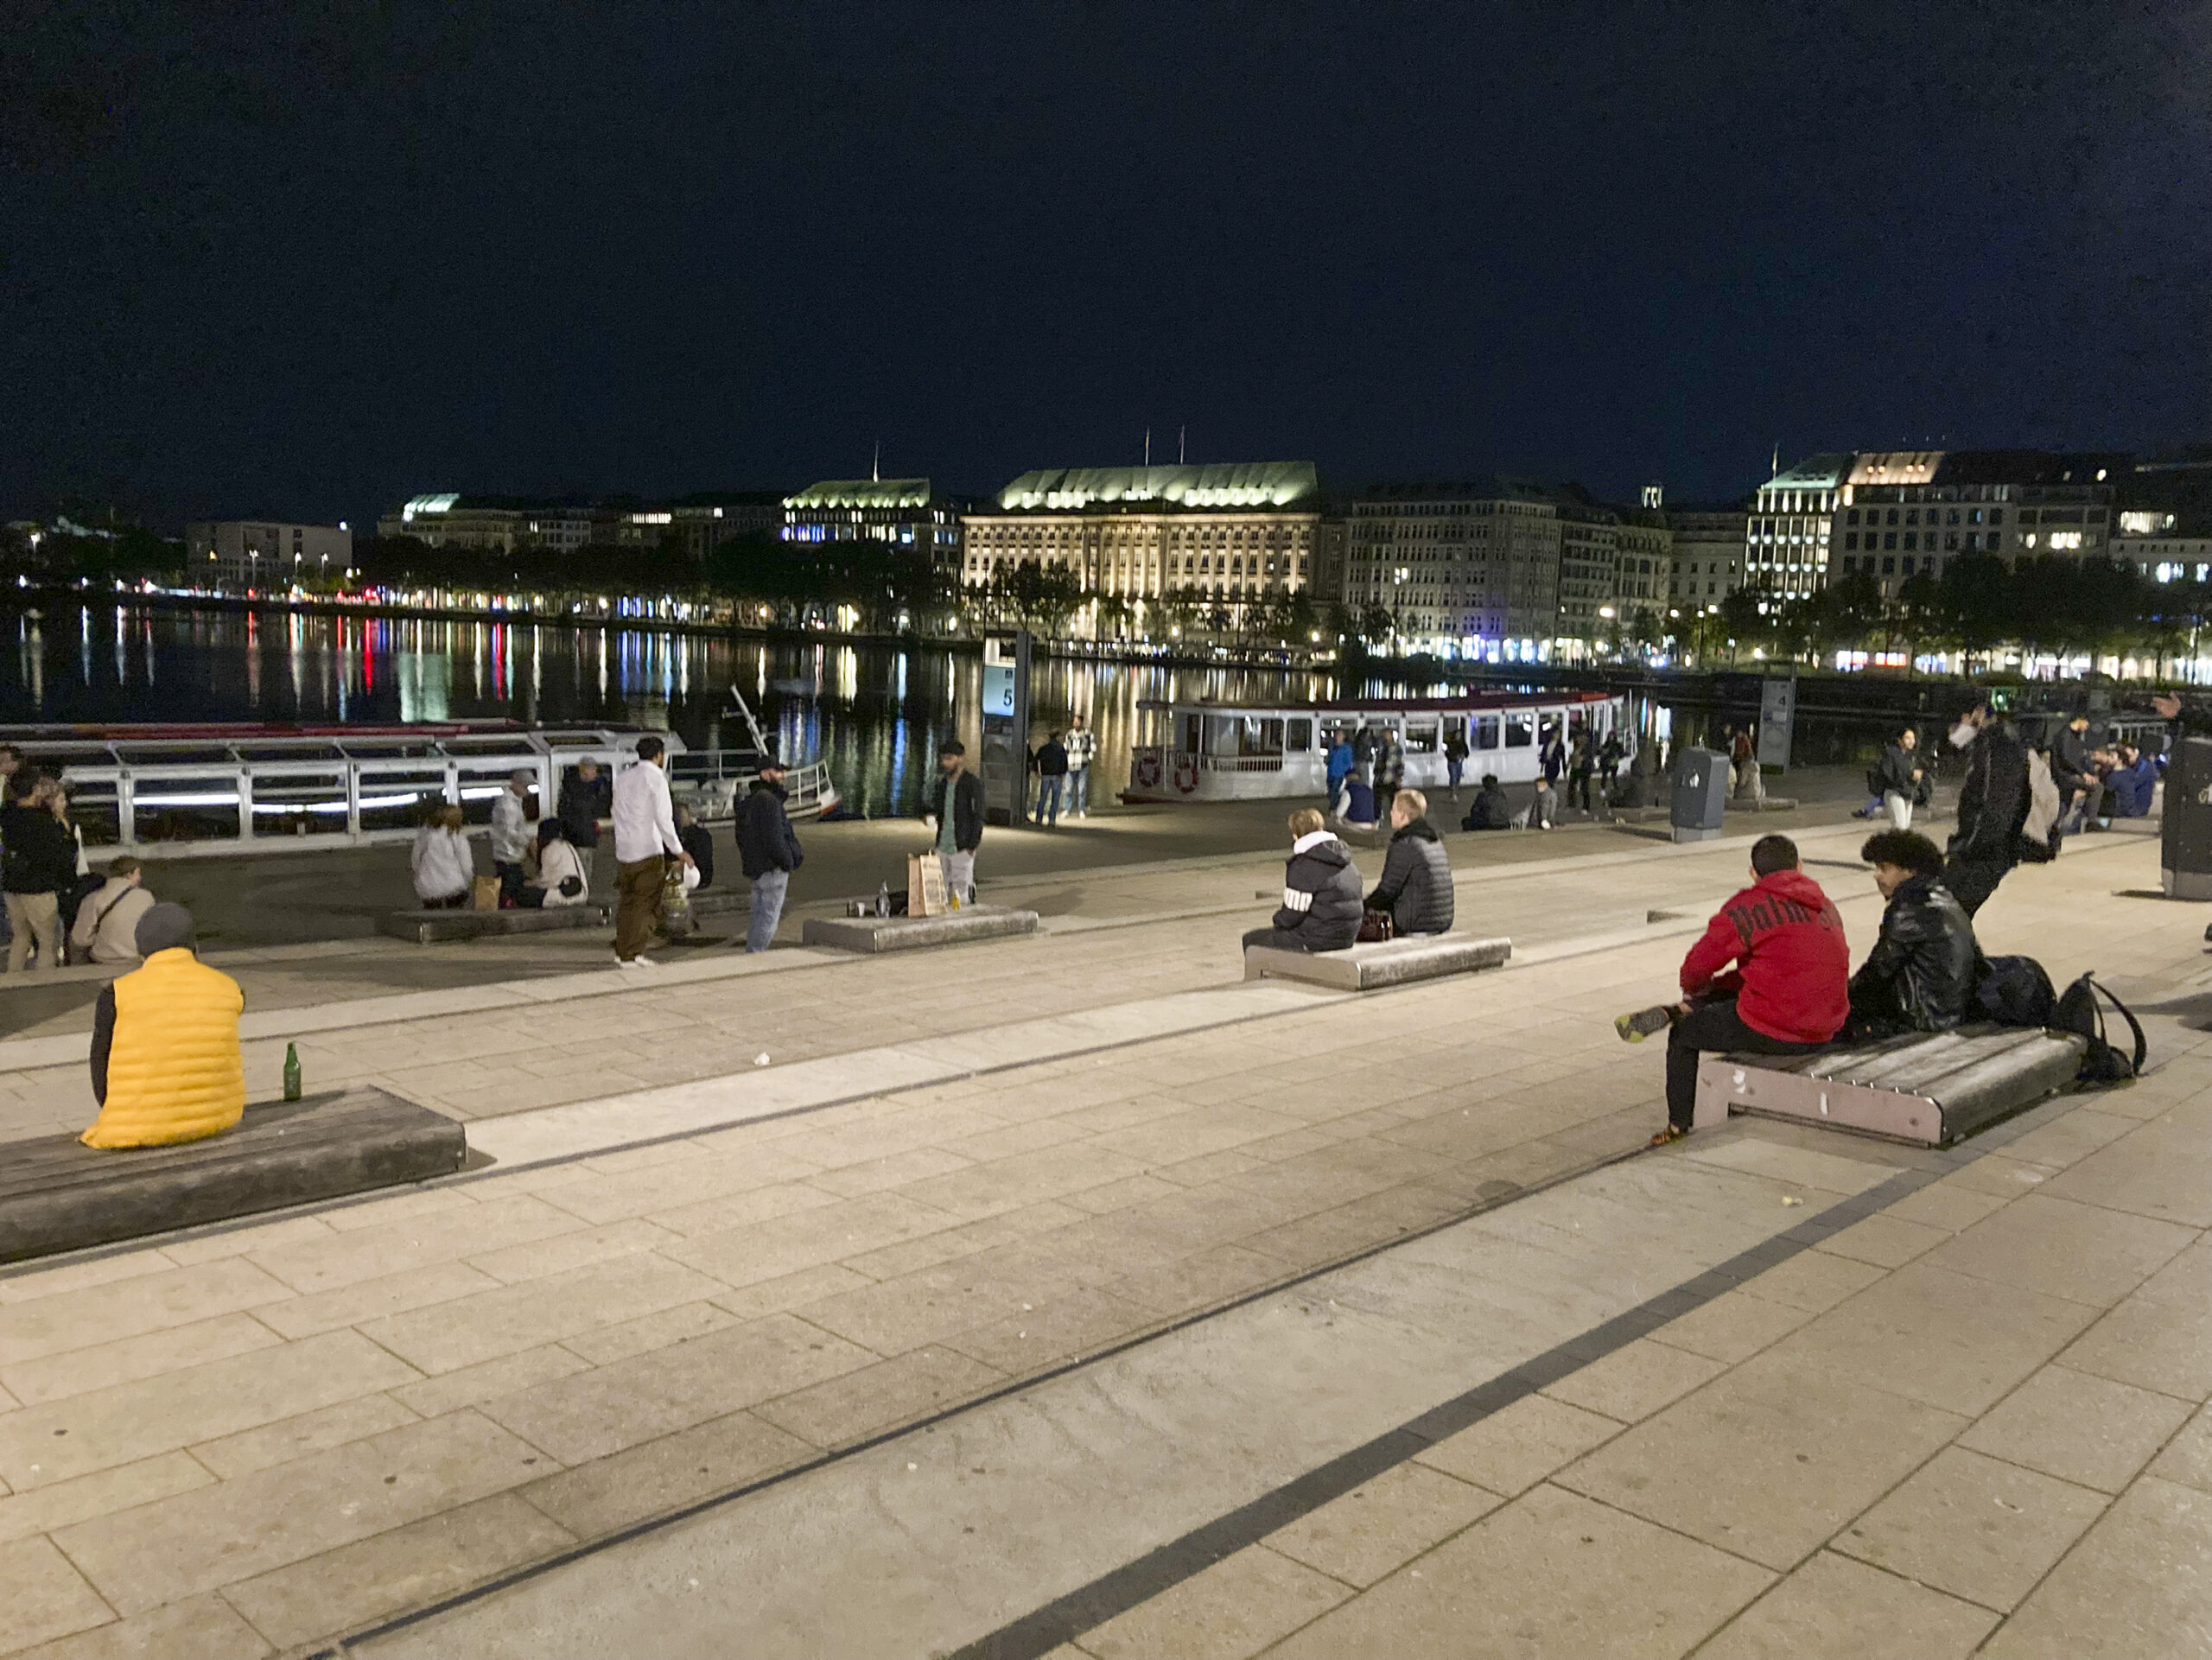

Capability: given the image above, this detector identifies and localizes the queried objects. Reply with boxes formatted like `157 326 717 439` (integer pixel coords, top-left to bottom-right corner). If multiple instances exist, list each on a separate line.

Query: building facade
961 462 1322 626
1613 510 1673 624
1747 455 1850 600
1666 506 1749 611
615 493 784 560
376 496 611 554
1554 494 1622 652
1824 450 2120 600
186 520 353 592
784 479 965 564
1343 479 1565 658
2113 450 2212 583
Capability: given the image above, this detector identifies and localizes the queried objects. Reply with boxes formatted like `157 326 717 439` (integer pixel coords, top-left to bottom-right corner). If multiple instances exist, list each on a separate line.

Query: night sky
4 1 2205 529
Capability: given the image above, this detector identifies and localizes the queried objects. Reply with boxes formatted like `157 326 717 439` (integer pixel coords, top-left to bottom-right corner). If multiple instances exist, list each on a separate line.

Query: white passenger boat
1124 690 1632 802
7 703 835 859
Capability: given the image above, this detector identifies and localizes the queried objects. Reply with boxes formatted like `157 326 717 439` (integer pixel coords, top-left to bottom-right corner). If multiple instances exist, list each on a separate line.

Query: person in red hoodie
1616 833 1850 1144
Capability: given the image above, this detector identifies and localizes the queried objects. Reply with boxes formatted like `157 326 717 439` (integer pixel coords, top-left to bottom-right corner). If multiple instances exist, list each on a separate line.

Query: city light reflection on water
0 604 1356 816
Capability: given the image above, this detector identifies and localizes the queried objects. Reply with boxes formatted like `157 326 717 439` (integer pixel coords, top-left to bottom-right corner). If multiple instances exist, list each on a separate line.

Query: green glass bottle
283 1042 302 1103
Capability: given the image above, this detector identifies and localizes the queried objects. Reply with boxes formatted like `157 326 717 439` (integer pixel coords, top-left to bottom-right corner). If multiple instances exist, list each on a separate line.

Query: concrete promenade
0 811 2205 1657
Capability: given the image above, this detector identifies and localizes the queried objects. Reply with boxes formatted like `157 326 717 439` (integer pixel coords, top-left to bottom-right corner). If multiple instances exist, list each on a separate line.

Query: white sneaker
616 955 657 969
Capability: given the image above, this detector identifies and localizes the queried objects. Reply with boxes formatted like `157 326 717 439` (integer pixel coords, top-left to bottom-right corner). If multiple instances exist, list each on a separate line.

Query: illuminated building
1666 506 1749 607
186 520 353 593
1344 479 1563 658
1825 450 2121 599
961 462 1322 627
375 496 613 553
783 479 967 562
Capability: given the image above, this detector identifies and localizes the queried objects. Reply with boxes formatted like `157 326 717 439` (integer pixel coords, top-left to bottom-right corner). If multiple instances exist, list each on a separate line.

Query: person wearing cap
735 754 803 951
81 903 246 1148
490 768 537 907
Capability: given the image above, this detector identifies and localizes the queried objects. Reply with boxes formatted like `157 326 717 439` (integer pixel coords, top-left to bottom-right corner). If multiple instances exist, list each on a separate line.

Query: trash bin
1671 747 1729 844
2162 735 2212 899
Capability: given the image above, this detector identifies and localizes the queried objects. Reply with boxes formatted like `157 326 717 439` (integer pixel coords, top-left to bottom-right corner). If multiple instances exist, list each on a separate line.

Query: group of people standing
0 742 130 971
1028 714 1096 828
1323 725 1407 827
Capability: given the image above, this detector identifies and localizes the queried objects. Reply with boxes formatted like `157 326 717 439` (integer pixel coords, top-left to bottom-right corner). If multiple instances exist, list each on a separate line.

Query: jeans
4 893 59 971
494 860 527 906
1035 774 1063 826
747 868 789 953
1884 791 1914 830
1068 769 1089 816
1666 996 1824 1129
614 855 666 959
941 849 976 903
1446 760 1463 798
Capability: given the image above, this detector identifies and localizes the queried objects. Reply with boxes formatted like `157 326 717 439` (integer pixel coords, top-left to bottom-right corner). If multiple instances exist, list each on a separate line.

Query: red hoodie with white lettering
1678 868 1851 1044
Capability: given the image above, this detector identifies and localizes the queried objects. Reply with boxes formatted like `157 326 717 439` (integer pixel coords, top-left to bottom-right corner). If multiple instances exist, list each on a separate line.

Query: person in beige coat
71 857 156 964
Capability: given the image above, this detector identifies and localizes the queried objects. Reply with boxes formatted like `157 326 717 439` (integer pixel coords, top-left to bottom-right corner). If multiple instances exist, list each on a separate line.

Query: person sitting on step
1613 834 1850 1145
81 903 246 1149
1848 829 1979 1037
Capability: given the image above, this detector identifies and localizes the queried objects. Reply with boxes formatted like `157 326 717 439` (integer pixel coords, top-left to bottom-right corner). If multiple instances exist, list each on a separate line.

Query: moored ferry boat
1124 689 1632 802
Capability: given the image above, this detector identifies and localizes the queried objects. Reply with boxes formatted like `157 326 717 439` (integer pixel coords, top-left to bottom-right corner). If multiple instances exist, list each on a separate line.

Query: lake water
0 603 1898 816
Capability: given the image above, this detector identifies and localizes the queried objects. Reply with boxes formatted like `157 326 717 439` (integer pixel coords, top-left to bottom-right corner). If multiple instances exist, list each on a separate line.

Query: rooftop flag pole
872 440 880 483
1143 428 1150 467
1179 425 1185 464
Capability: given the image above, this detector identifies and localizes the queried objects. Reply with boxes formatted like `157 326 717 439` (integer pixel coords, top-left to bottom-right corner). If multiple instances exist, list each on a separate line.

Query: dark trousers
494 861 526 906
1666 996 1823 1129
614 855 666 959
1243 925 1317 953
1942 858 2010 919
1570 770 1593 811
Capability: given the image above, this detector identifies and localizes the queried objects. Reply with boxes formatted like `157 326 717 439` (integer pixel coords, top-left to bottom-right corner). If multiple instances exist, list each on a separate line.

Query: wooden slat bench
800 906 1040 954
1694 1025 2086 1147
0 1087 467 1263
1243 934 1513 992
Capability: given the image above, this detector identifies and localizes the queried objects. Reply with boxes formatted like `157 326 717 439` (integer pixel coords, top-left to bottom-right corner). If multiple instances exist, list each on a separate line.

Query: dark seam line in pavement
943 1164 1936 1660
299 1135 1663 1659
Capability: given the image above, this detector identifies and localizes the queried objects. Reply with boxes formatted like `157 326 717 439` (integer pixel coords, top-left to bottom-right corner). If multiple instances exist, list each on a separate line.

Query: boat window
132 775 243 843
1472 716 1501 750
1287 718 1313 752
1182 714 1201 754
1404 720 1439 754
251 769 351 836
61 777 121 849
1442 717 1465 747
1239 718 1285 757
355 766 450 833
1504 713 1535 748
1562 707 1585 740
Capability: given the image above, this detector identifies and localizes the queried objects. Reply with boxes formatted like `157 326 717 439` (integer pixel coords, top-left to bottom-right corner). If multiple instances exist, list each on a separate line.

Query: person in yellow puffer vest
81 903 246 1149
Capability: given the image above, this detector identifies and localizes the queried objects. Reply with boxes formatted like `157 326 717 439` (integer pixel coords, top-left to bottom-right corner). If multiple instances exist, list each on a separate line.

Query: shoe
1616 1005 1675 1043
616 954 657 969
1648 1123 1689 1146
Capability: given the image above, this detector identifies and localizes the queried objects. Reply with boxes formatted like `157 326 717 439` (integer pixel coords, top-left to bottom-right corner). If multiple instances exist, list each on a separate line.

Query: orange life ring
1134 753 1162 790
1173 755 1198 794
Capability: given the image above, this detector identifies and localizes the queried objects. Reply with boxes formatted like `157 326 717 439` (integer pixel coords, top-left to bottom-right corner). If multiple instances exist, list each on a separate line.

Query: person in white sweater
410 805 477 908
524 821 589 907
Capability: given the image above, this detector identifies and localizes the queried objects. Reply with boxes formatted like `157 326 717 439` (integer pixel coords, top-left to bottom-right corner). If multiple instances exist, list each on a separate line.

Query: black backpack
2052 975 2146 1084
1974 954 2056 1028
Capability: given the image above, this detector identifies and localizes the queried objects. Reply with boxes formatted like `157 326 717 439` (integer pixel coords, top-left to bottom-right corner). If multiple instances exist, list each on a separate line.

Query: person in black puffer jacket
1243 808 1362 953
1462 773 1512 831
1849 829 1980 1036
1368 789 1454 935
1944 700 2029 917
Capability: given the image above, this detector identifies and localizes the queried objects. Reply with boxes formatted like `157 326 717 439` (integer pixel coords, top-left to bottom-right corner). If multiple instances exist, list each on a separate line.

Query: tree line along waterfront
10 508 2212 684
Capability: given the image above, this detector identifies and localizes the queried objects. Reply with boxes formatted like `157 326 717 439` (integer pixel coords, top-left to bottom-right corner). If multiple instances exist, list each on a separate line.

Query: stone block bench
1694 1025 2086 1147
378 905 609 944
800 906 1040 954
0 1086 467 1263
1243 933 1513 992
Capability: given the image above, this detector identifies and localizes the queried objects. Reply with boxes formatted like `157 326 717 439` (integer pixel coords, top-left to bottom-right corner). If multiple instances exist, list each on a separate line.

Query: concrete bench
1694 1025 2086 1147
800 906 1039 954
378 905 609 944
0 1087 467 1263
1243 933 1513 991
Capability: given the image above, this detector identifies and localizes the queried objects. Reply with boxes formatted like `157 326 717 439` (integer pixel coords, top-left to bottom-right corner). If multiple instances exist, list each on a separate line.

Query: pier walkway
0 818 2204 1657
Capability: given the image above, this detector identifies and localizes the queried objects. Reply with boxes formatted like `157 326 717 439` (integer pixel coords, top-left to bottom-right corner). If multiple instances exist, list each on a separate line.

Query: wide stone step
0 1086 467 1262
378 905 609 944
800 906 1040 953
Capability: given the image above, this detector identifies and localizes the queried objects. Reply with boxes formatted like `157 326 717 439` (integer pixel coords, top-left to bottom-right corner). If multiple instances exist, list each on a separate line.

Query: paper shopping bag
907 852 949 917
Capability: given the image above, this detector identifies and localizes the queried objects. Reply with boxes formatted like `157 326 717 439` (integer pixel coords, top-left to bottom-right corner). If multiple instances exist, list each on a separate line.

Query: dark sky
4 0 2206 530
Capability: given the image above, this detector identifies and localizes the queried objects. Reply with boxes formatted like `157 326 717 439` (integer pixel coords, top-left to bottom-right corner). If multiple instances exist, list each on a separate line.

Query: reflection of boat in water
5 700 836 859
1125 690 1631 801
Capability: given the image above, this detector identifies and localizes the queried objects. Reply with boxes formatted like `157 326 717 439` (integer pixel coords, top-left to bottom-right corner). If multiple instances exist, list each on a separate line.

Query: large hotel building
960 461 1322 621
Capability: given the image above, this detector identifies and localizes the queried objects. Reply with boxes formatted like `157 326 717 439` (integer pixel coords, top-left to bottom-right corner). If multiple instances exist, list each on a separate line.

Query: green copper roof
1768 454 1853 490
995 461 1319 512
785 479 932 510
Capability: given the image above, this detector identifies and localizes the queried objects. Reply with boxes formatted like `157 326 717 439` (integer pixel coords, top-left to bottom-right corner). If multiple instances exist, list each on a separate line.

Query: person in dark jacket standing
923 741 984 902
1615 834 1850 1143
2050 712 2094 833
1567 734 1596 813
1848 830 1979 1037
1944 700 2030 918
1243 809 1362 953
1538 726 1567 790
1033 730 1070 827
556 760 611 893
2 774 74 971
1875 729 1924 830
1372 728 1405 805
1462 773 1512 830
1443 730 1470 800
1366 790 1454 935
734 758 802 952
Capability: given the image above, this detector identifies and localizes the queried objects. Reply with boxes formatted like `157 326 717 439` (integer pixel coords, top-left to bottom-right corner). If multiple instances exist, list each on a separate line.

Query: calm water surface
0 604 1903 815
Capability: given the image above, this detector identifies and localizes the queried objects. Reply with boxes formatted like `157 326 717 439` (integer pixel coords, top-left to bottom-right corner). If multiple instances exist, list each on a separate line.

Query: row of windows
1847 506 2005 529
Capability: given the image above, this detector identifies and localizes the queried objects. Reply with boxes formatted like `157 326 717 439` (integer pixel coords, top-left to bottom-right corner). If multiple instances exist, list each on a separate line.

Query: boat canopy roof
0 723 683 770
1135 690 1618 715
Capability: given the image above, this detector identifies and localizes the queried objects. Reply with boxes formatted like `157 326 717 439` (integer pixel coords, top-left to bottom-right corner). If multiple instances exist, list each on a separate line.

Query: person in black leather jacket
1365 790 1454 935
1850 830 1980 1036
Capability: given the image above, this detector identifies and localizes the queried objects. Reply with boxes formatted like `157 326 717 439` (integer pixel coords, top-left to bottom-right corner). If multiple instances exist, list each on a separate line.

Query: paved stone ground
0 821 2196 1657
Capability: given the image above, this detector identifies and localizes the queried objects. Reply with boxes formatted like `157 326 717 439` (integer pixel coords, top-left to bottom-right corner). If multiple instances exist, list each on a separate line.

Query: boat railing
666 752 836 820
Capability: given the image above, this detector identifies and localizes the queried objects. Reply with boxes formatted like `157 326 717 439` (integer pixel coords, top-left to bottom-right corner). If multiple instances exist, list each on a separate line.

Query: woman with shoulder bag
520 820 588 908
